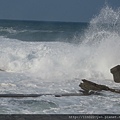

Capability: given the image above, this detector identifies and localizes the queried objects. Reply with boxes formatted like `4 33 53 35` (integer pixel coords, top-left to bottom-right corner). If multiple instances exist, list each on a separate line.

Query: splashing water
0 6 120 81
79 5 120 79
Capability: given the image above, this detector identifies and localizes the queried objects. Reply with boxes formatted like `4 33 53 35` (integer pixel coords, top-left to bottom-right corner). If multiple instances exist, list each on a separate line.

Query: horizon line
0 18 88 24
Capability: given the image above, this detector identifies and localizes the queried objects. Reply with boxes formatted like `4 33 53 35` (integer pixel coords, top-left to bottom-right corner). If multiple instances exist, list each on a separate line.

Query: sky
0 0 120 22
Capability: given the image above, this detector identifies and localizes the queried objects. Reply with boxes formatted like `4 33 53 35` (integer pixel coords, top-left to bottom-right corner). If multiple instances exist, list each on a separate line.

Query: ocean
0 6 120 114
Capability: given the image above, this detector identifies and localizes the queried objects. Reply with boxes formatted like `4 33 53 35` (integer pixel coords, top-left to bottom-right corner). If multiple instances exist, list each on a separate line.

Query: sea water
0 6 120 114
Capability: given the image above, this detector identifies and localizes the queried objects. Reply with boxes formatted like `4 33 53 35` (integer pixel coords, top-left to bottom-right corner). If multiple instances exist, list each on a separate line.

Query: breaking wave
0 6 120 80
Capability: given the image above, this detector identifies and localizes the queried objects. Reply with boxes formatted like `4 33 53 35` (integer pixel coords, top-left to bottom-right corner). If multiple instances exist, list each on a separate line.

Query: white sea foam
0 36 83 80
0 36 109 80
0 27 17 34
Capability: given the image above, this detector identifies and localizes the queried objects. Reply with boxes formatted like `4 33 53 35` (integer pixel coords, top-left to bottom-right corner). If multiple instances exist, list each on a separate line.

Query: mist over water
0 6 120 80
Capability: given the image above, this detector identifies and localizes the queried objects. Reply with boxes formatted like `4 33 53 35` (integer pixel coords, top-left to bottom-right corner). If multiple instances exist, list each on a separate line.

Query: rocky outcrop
79 79 110 91
110 65 120 83
79 79 120 94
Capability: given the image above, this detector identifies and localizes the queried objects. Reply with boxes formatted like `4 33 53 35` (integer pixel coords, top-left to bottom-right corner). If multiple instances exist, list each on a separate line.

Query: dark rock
0 69 4 71
79 79 110 91
110 65 120 83
79 79 120 94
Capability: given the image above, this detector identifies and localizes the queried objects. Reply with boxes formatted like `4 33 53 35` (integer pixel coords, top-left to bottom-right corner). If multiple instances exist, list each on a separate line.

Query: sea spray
79 5 120 79
0 6 120 80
